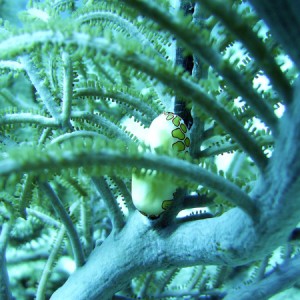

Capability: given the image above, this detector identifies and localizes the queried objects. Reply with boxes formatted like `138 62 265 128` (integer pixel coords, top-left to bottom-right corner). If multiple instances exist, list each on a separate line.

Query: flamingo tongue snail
131 112 191 219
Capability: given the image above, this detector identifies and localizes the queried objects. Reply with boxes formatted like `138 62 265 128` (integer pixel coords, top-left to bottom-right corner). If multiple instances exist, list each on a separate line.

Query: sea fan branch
224 255 300 300
75 10 162 57
0 31 268 170
74 87 157 123
0 60 23 71
26 208 61 228
123 0 279 134
92 176 125 232
18 173 36 218
20 55 61 121
198 0 292 104
39 182 85 267
71 111 133 142
0 112 59 127
248 0 300 71
111 176 135 214
0 222 13 300
50 130 107 144
61 51 73 130
1 141 257 218
36 226 66 300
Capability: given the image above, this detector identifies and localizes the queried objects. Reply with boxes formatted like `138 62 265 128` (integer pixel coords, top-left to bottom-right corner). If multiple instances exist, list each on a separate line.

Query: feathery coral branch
123 0 279 133
39 182 85 267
